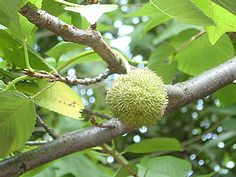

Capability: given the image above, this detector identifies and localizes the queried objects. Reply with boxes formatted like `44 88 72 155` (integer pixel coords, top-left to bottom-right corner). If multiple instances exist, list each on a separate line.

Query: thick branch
166 57 236 112
1 57 236 177
19 3 126 74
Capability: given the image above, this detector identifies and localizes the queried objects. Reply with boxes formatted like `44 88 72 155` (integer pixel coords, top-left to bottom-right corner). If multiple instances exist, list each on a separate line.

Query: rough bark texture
20 4 126 74
0 3 236 177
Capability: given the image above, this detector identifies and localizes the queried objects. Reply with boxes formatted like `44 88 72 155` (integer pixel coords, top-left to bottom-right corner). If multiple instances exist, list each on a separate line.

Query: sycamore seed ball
106 68 168 129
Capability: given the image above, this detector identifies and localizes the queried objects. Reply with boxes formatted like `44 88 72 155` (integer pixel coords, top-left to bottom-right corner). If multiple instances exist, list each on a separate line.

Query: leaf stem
56 50 95 71
4 75 29 91
23 39 34 71
101 144 138 177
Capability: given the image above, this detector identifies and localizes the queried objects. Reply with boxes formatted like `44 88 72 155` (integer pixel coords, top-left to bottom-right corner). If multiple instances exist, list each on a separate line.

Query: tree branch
0 3 234 177
19 3 126 74
1 56 236 176
23 69 111 85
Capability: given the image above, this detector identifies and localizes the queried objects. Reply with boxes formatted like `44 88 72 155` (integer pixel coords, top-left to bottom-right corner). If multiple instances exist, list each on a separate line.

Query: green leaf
170 29 199 48
34 80 84 119
54 154 112 177
19 0 43 39
125 3 166 17
114 163 137 177
42 0 65 16
0 0 21 36
0 80 6 89
143 14 170 33
125 137 182 154
139 156 191 177
56 51 102 71
0 30 53 71
0 90 36 157
153 21 201 45
46 41 82 60
148 43 177 84
213 0 236 15
213 85 236 105
193 0 236 44
20 0 42 8
176 34 234 76
196 172 215 177
222 119 236 131
150 0 214 26
0 0 42 39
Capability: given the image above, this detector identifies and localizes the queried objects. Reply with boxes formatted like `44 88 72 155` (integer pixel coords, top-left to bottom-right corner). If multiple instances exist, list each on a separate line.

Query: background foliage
0 0 236 177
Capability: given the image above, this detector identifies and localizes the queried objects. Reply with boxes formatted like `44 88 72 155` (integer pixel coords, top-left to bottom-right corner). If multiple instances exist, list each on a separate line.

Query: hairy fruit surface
106 68 168 129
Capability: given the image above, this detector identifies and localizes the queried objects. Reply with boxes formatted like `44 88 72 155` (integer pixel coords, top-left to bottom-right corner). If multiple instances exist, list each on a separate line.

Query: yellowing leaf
193 0 236 44
34 80 84 119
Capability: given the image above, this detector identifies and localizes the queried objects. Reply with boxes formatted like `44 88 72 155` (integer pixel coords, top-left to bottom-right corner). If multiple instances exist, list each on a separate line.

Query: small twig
101 144 138 177
83 109 116 128
174 30 205 55
89 114 116 129
83 109 114 120
26 140 50 146
36 116 59 139
23 69 111 85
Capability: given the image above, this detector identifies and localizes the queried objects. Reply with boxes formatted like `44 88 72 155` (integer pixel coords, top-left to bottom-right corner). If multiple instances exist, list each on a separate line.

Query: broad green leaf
21 162 53 177
0 0 21 36
170 29 199 48
114 163 137 177
46 41 82 60
144 14 170 33
54 154 112 177
0 30 53 71
153 20 201 45
0 0 42 39
23 153 113 177
222 119 236 131
46 42 102 71
64 4 118 24
125 137 182 153
148 44 177 83
19 0 43 39
125 3 166 17
150 0 214 26
201 131 236 152
213 85 236 105
20 0 42 8
139 156 191 177
34 80 84 119
196 172 215 177
0 80 6 89
193 0 236 44
213 0 236 15
176 34 234 76
55 51 102 71
42 0 65 16
0 91 36 157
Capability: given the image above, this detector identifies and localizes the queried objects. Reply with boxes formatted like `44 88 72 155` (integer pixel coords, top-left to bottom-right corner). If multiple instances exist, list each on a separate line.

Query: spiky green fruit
106 68 168 129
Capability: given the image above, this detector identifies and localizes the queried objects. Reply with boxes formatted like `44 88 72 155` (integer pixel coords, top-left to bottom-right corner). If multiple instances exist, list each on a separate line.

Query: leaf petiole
23 39 34 72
